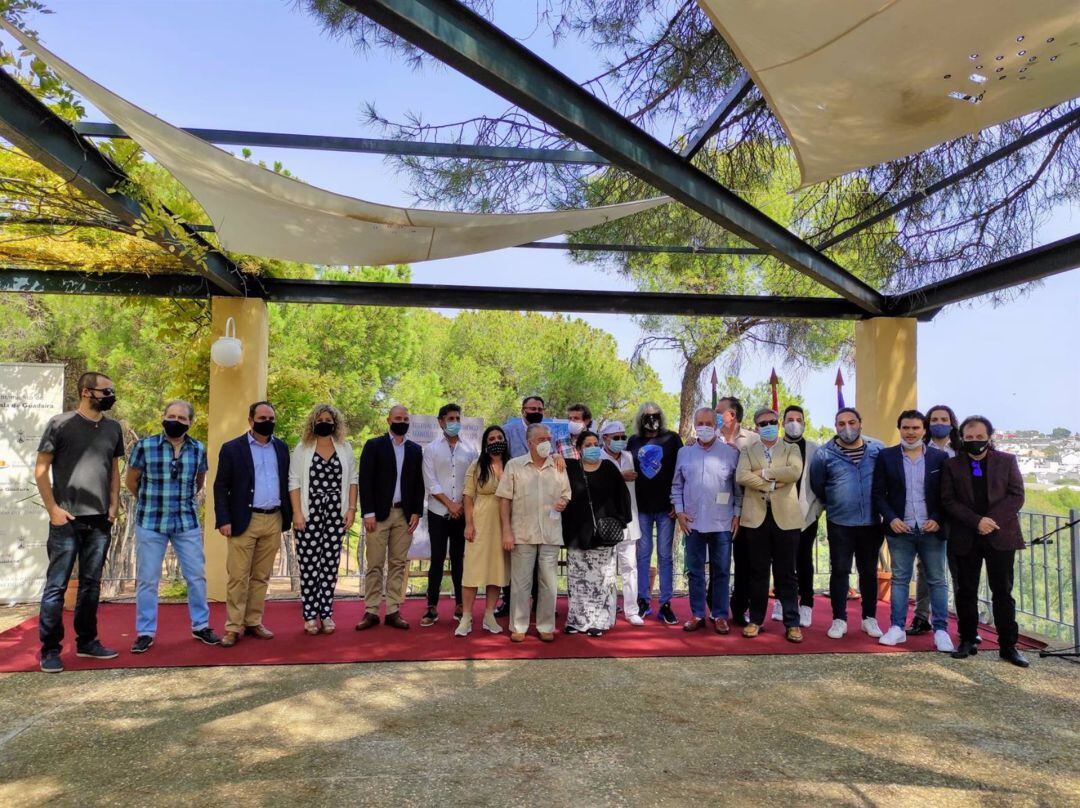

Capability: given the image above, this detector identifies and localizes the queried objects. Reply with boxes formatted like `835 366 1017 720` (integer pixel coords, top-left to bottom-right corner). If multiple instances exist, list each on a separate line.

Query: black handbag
580 464 625 548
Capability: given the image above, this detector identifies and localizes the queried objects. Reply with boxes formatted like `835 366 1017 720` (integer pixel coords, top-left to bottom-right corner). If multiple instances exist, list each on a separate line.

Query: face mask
568 420 584 436
929 424 952 440
696 426 716 444
784 421 804 440
608 439 627 454
252 420 275 437
486 440 507 456
535 440 552 458
758 424 779 442
443 421 461 437
901 437 923 450
581 446 603 463
314 421 335 438
642 415 660 432
90 394 116 412
963 439 990 456
389 421 410 437
837 426 860 444
162 420 189 439
524 411 544 425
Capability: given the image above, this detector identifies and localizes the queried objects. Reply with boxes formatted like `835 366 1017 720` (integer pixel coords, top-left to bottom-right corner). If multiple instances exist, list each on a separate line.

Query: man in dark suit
213 401 292 647
356 405 425 631
871 410 952 651
942 415 1028 667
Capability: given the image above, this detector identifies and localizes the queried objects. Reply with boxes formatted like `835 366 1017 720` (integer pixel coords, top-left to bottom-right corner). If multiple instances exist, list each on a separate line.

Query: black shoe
564 625 582 635
493 601 510 619
951 640 979 659
40 650 63 673
76 640 119 660
420 608 439 627
130 635 155 654
586 628 603 637
974 634 983 645
658 602 678 625
999 647 1030 668
192 627 221 645
637 597 652 617
906 616 933 636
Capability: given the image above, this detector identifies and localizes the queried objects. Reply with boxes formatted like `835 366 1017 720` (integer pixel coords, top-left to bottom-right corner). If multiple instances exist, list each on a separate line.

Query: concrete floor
1 606 1078 807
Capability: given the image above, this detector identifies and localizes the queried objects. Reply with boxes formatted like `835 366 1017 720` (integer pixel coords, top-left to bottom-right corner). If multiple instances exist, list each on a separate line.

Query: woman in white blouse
288 404 358 635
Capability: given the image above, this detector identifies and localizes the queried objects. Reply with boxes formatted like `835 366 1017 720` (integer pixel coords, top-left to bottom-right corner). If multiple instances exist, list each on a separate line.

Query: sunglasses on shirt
170 458 181 479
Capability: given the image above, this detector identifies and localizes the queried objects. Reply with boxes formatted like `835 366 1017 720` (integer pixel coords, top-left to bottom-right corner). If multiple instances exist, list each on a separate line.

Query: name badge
716 491 731 505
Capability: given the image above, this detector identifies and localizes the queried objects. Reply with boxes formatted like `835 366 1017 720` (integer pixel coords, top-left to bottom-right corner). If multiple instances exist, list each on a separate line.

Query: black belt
252 506 280 514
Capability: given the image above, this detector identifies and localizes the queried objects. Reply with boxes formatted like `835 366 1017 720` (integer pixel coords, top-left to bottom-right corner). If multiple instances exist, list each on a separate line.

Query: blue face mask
608 439 627 454
443 421 461 437
929 423 952 440
758 424 779 442
581 446 603 463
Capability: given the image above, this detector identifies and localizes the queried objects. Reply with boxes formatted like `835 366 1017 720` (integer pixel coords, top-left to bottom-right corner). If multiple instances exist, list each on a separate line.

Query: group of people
33 372 1030 671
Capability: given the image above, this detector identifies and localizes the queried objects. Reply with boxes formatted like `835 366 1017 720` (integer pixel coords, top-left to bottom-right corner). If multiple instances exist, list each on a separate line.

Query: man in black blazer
356 405 425 630
213 401 292 647
871 410 952 652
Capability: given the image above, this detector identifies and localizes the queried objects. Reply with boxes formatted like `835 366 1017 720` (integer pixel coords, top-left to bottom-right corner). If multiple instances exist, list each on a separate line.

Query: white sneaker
627 614 645 626
827 619 847 639
771 601 783 621
799 605 813 628
482 615 503 634
879 625 907 646
861 617 884 638
454 617 473 637
934 630 955 653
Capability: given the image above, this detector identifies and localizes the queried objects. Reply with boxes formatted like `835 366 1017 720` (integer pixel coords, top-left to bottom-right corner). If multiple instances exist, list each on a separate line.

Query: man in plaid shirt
125 400 220 653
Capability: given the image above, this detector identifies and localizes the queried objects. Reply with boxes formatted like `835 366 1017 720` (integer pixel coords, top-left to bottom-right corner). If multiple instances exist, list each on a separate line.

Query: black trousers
39 516 112 653
728 530 751 620
426 513 465 607
826 521 883 621
796 522 818 608
951 543 1019 647
747 508 800 627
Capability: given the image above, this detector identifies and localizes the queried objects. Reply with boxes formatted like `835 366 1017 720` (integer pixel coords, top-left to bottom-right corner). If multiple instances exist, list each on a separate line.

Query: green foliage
1051 427 1072 439
1023 487 1080 517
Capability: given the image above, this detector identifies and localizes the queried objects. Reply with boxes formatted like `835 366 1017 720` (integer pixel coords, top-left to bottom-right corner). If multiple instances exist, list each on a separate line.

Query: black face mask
313 421 336 438
642 415 660 431
252 420 276 437
523 411 544 425
486 440 508 456
963 439 990 456
90 394 117 412
162 420 189 439
389 421 410 437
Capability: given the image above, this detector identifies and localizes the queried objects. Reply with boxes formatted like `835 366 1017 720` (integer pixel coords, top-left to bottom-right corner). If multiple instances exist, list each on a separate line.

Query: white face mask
695 426 716 444
784 421 804 439
568 420 584 436
536 440 553 458
901 437 923 450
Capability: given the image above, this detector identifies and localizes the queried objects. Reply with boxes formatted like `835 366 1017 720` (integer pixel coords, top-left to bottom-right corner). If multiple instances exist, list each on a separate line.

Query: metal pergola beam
0 70 257 297
0 268 870 319
680 72 752 160
349 0 886 315
518 241 761 256
74 121 608 165
889 233 1080 316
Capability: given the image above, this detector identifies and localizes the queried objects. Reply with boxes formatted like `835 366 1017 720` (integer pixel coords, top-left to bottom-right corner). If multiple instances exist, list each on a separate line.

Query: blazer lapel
241 434 255 481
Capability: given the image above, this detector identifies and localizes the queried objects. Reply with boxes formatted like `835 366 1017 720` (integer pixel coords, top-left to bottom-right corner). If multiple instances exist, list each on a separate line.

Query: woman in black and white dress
288 404 358 635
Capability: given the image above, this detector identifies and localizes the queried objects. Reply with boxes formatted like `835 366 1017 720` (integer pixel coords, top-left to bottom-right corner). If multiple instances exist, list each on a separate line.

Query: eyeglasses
970 460 983 477
170 458 181 479
756 420 779 427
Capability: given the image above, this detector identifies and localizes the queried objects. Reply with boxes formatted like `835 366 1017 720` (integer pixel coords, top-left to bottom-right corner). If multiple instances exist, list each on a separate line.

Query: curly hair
301 403 345 445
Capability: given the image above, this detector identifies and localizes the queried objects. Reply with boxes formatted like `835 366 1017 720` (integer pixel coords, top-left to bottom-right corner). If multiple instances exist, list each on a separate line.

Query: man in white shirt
600 421 645 626
421 403 478 626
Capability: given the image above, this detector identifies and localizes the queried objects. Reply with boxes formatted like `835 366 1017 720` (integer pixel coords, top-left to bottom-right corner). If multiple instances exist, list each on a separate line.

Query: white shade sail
1 21 666 265
699 0 1080 186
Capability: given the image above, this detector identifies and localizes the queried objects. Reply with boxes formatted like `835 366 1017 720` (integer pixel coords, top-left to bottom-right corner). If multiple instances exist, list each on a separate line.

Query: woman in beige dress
457 425 512 637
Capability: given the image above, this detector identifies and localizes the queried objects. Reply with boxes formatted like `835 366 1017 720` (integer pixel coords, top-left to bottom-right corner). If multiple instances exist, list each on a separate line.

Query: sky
4 0 1079 432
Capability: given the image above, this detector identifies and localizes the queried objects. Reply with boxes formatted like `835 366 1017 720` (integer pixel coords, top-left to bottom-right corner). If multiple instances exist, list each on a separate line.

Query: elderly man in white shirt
600 420 645 626
421 403 479 627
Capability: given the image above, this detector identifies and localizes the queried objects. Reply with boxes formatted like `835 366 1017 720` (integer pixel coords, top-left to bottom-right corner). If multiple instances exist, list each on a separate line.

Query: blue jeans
39 517 112 654
887 531 948 631
685 530 732 619
637 511 675 604
136 525 210 636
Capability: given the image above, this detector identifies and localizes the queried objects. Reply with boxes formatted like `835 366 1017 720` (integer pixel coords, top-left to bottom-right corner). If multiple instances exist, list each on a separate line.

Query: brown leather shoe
714 618 730 635
244 624 274 640
538 631 555 643
220 631 239 647
510 632 526 643
785 626 804 643
384 611 410 630
683 617 706 632
354 613 380 631
742 623 761 638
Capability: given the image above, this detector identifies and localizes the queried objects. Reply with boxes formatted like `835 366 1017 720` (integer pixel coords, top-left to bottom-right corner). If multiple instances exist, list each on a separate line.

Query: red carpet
0 596 1002 673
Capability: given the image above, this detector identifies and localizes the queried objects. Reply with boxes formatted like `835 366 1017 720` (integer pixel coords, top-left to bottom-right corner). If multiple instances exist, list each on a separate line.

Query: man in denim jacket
809 407 885 641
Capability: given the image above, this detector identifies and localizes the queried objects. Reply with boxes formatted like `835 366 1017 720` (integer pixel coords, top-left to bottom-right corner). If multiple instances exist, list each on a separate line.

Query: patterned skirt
566 546 617 631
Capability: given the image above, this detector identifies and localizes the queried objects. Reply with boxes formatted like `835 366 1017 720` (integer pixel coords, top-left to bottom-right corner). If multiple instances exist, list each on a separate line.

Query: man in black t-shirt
35 371 125 673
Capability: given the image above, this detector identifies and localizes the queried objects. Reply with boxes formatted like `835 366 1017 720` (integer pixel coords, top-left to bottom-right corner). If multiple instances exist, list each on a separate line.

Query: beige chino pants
225 511 282 633
364 507 412 615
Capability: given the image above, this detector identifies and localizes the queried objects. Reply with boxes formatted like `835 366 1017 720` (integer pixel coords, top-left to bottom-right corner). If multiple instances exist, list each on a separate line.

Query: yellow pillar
854 318 918 446
204 296 269 601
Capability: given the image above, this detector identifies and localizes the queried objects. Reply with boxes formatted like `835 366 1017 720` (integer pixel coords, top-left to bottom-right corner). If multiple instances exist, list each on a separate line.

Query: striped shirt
839 443 865 464
128 433 208 533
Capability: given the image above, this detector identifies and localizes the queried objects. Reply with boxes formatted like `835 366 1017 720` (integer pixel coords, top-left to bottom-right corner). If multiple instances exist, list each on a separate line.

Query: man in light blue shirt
671 407 742 634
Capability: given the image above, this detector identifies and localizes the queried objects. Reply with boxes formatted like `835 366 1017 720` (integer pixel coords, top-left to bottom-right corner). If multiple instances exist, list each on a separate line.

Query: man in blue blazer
213 401 292 647
872 409 952 652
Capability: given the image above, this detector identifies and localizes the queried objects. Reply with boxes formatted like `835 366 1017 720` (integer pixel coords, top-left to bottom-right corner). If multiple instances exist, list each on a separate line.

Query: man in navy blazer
871 409 953 652
213 401 292 647
355 405 425 631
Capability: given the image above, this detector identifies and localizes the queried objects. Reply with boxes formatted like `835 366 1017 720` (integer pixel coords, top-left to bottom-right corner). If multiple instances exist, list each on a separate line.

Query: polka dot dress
297 451 346 621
